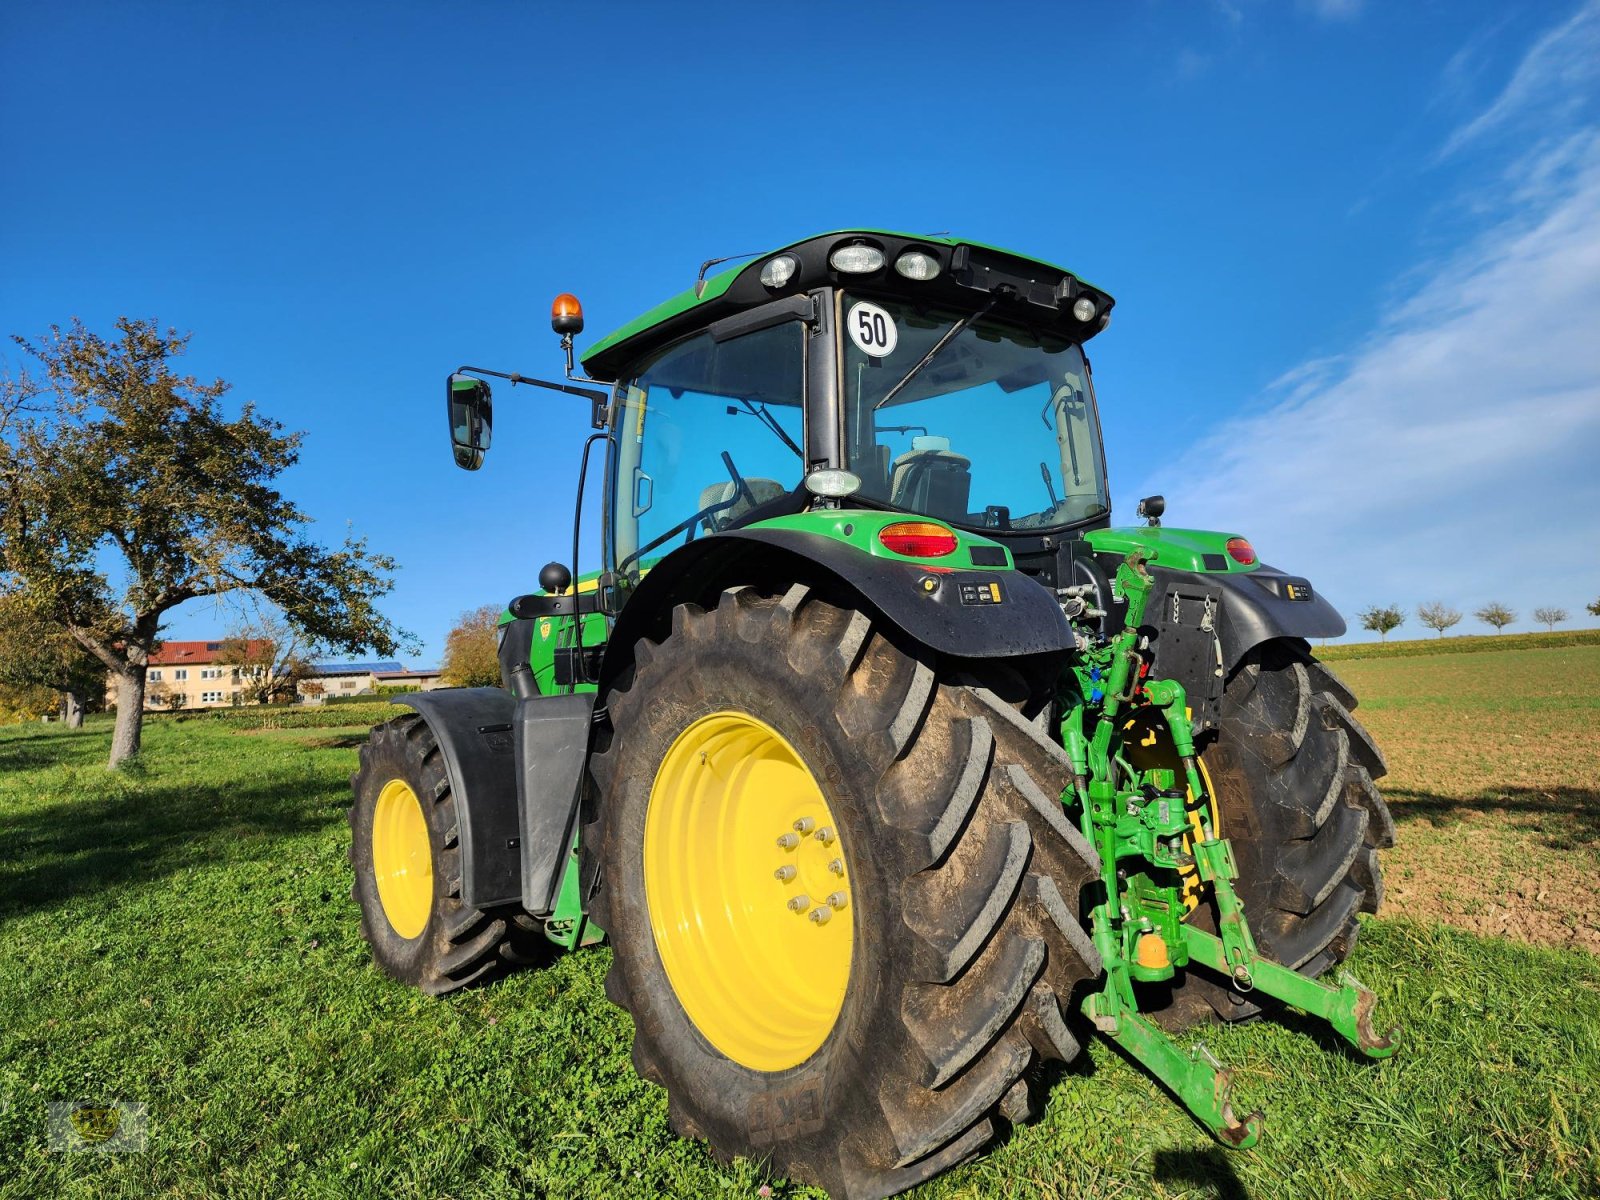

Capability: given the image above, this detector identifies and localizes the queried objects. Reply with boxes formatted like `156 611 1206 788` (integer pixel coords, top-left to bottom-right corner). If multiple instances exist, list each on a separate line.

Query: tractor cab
446 231 1122 601
577 231 1119 586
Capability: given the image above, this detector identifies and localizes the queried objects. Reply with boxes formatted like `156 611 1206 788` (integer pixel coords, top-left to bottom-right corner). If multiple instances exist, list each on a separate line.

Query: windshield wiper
731 397 804 458
872 294 999 411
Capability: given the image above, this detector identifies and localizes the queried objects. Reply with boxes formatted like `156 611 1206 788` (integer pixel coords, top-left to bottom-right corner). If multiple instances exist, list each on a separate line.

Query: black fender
599 527 1074 695
394 688 521 909
396 687 598 916
1140 562 1346 736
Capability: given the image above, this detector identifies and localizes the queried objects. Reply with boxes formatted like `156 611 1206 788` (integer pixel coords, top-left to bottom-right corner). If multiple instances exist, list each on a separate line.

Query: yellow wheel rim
645 711 853 1072
1121 712 1222 914
372 779 434 939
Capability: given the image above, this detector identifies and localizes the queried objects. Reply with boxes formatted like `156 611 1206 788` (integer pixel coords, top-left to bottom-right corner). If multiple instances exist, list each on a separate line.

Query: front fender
600 527 1073 695
394 688 521 909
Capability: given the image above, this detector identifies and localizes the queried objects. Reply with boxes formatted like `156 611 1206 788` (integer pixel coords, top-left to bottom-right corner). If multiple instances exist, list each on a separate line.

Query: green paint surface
751 508 1013 571
1085 524 1257 573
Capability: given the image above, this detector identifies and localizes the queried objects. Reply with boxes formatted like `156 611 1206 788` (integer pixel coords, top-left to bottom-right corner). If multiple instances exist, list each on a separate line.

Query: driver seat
698 477 786 532
889 436 971 522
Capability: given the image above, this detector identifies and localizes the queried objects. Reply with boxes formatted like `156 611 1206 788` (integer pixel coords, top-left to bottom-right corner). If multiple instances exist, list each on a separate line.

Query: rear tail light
879 521 958 558
1225 537 1257 565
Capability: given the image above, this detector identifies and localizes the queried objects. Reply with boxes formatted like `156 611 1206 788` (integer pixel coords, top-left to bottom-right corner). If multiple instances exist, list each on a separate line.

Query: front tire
349 714 542 995
586 586 1104 1200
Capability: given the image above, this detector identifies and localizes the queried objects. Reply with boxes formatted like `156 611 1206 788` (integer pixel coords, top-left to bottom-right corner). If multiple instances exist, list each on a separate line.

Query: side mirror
447 375 493 470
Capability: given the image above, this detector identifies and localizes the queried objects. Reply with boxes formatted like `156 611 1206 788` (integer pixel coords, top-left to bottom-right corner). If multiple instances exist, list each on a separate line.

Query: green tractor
348 231 1396 1198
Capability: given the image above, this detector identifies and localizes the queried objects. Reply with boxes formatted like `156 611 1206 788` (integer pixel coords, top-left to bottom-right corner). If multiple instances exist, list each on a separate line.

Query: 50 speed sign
847 301 898 358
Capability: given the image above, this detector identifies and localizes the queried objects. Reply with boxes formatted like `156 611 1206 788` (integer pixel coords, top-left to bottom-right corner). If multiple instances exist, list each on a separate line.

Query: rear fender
598 527 1074 697
1141 564 1346 735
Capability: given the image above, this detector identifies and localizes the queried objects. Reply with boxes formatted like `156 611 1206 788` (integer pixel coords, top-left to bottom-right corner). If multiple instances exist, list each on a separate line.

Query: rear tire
586 586 1104 1200
349 714 544 995
1161 640 1393 1027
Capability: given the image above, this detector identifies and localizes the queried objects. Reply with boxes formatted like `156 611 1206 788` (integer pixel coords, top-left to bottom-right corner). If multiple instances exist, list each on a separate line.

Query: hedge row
1316 627 1600 662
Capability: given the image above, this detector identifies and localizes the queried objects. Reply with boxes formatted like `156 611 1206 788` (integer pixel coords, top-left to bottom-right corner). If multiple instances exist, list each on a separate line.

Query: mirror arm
455 365 611 428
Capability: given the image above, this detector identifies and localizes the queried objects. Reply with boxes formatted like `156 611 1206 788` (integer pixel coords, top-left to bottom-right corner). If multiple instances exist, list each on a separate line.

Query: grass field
3 651 1599 1199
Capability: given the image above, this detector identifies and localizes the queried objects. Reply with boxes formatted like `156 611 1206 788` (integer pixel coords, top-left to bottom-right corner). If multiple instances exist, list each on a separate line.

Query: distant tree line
1356 598 1598 641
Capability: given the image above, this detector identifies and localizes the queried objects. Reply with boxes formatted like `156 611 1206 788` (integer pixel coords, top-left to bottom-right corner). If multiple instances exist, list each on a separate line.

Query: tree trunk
110 668 147 767
62 690 85 729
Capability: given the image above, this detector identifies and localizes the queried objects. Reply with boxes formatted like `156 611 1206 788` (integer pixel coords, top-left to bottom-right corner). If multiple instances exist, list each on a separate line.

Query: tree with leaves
1587 597 1600 618
0 679 58 724
440 604 503 688
1533 606 1567 632
0 589 104 726
0 318 411 766
1415 601 1462 638
217 610 316 704
1475 602 1516 634
1358 604 1405 642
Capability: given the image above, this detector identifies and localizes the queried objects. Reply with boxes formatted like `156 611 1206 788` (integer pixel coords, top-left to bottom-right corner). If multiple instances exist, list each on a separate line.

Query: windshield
841 294 1109 531
612 320 805 577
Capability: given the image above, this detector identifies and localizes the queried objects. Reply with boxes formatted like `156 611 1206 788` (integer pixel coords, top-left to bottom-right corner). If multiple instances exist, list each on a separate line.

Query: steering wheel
721 450 757 509
617 451 761 573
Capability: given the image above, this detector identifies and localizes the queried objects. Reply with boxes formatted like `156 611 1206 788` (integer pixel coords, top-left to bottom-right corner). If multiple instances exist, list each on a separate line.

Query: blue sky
3 0 1597 664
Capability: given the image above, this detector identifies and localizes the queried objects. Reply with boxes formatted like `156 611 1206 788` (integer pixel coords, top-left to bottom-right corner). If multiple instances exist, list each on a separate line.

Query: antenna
694 250 763 298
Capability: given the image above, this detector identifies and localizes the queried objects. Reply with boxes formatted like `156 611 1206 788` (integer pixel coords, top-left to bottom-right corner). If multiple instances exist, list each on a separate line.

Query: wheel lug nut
828 858 845 876
814 826 835 845
774 865 797 882
793 816 815 833
787 895 811 913
808 906 832 925
827 892 848 910
776 833 800 849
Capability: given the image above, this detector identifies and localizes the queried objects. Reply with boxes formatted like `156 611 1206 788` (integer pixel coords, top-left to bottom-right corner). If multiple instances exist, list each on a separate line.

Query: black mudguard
599 527 1074 694
1141 562 1346 736
395 688 598 916
395 688 522 909
513 692 595 916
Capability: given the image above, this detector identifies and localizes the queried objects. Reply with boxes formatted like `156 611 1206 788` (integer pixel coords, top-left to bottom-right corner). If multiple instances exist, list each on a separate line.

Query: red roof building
126 639 275 710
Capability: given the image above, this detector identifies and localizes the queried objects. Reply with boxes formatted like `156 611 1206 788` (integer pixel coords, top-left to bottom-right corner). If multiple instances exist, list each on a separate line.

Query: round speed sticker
847 301 898 358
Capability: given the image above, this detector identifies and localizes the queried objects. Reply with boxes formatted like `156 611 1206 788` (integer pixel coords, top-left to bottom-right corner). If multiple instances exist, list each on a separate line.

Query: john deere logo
70 1105 121 1143
538 618 553 639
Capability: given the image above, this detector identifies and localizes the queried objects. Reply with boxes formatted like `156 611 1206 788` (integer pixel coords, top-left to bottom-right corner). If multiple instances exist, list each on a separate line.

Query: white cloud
1147 130 1600 632
1438 0 1600 159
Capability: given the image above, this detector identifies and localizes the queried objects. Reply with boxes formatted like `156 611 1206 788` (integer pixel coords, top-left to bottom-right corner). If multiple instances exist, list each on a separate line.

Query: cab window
612 321 805 576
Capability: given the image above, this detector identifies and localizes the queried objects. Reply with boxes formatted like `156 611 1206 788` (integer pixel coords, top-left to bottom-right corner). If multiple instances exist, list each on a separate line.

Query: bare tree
1358 604 1406 642
1587 597 1599 618
1416 601 1462 638
0 319 411 766
217 609 316 704
1533 606 1568 632
1475 602 1516 634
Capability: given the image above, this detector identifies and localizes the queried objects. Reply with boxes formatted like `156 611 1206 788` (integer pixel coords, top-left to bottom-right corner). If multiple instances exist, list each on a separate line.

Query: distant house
115 639 271 710
302 661 404 701
375 667 444 692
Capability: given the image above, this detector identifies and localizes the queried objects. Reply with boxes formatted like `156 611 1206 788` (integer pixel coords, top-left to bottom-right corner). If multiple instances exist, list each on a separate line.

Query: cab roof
580 229 1113 383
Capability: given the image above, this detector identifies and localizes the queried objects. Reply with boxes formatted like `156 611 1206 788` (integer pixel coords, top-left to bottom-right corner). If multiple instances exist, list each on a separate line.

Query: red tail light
1225 537 1257 565
879 521 958 558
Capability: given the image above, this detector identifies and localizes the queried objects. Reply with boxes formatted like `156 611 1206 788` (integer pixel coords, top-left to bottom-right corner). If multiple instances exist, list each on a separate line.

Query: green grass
1318 627 1600 662
3 682 1599 1198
